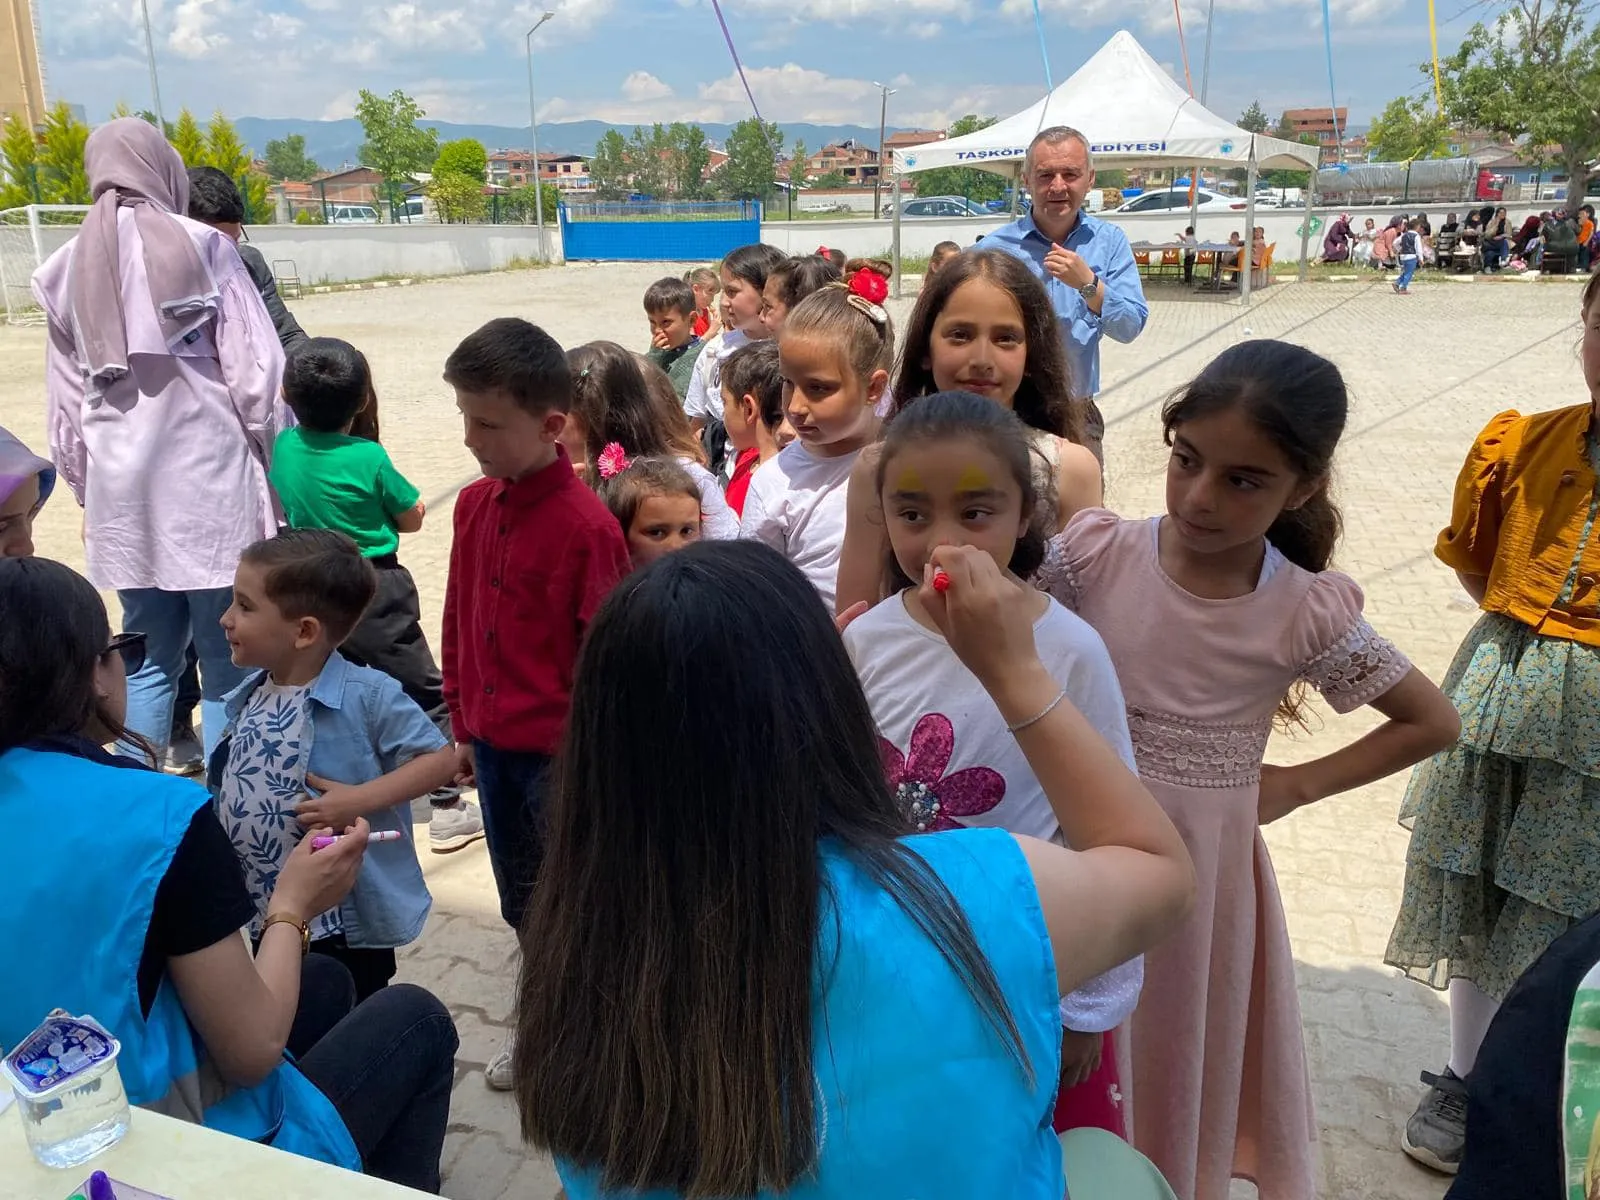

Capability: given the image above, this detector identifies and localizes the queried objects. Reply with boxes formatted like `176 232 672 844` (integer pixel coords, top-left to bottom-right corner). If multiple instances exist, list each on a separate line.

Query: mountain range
234 117 913 171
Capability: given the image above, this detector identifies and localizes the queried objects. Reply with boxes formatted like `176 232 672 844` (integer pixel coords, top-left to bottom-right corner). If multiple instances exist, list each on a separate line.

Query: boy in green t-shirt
642 276 703 401
270 338 483 853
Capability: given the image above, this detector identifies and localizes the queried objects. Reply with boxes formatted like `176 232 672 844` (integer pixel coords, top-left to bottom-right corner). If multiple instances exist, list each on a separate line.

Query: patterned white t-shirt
215 680 341 940
843 591 1143 1033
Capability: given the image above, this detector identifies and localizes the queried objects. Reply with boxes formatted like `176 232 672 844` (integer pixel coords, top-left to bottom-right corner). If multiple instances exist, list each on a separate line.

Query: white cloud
168 0 231 58
1005 0 1400 32
372 3 483 50
907 21 943 37
621 70 673 101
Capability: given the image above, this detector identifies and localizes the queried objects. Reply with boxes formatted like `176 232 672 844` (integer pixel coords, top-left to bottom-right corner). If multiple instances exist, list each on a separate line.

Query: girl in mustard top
1388 270 1600 1175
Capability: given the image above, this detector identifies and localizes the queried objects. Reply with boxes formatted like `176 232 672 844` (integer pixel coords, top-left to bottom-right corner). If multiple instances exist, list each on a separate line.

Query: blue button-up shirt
983 211 1149 398
209 651 446 948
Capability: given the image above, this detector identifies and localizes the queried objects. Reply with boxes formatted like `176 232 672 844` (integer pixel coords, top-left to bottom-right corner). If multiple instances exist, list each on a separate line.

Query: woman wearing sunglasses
0 425 53 558
0 556 459 1192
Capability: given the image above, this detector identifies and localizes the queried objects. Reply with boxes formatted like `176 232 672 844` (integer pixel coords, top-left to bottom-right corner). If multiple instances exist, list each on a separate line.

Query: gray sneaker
485 1036 515 1091
1402 1066 1467 1174
164 725 204 777
429 798 485 853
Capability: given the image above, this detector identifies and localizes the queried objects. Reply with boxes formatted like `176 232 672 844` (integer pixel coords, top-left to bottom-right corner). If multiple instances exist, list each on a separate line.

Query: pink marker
932 569 951 593
311 830 403 850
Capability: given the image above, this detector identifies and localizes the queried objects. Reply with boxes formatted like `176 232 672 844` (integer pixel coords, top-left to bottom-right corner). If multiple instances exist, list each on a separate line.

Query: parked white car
1110 187 1248 214
327 204 381 225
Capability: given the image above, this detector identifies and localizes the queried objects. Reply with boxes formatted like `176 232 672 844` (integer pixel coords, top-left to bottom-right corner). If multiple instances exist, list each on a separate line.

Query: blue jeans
1396 257 1419 291
118 587 248 758
293 967 459 1193
472 741 551 932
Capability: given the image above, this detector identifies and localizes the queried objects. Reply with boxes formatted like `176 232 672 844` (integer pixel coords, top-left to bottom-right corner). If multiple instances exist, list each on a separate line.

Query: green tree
666 122 710 199
0 114 39 207
1238 101 1269 134
912 115 1005 202
790 138 809 187
433 137 488 182
1435 0 1600 194
1365 95 1450 161
169 109 207 167
626 124 670 197
426 172 487 223
589 129 630 199
264 133 320 181
1263 133 1321 189
505 181 560 223
810 169 849 189
203 111 269 223
36 103 90 203
720 117 782 201
355 88 441 217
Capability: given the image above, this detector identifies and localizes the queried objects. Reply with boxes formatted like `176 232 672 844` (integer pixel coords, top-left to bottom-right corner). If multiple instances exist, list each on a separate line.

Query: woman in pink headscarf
30 116 290 762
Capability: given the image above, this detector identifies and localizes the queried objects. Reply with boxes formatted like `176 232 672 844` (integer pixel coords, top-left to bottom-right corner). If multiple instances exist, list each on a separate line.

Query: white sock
1448 977 1499 1079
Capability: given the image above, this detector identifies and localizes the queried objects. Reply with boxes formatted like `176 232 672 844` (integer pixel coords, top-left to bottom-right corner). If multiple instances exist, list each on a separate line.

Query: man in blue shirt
984 126 1149 463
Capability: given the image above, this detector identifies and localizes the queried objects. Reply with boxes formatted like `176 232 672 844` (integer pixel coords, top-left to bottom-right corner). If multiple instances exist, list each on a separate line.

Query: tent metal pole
1299 182 1314 282
1241 151 1257 306
892 160 904 300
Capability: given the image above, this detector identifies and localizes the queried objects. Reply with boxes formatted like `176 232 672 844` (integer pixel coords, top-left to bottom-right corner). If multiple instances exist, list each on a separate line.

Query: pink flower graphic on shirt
878 713 1005 832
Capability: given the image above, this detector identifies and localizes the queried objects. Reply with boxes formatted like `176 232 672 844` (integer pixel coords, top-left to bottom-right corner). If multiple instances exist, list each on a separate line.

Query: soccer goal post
0 205 90 325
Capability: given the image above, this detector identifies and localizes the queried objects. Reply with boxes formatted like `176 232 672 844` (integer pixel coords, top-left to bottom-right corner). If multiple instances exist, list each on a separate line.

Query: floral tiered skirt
1386 614 1600 1001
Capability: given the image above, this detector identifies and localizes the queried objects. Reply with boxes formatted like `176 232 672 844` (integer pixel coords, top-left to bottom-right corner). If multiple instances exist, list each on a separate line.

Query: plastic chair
1060 1127 1179 1200
1159 248 1181 279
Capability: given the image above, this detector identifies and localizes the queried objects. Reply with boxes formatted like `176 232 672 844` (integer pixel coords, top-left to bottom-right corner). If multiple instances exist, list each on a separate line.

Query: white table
2 1091 431 1200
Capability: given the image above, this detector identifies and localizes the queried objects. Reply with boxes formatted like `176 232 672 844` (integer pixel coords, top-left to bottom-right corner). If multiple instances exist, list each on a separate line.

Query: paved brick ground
1 264 1589 1199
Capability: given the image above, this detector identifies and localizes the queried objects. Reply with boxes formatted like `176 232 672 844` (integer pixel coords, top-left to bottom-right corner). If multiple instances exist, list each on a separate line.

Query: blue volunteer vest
561 828 1064 1199
0 746 360 1171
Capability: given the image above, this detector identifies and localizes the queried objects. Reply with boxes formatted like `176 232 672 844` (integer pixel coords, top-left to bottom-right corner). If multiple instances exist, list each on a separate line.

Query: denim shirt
983 210 1149 398
208 651 445 948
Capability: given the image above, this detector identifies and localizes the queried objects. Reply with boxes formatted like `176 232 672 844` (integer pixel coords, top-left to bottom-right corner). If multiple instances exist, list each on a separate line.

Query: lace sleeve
1032 535 1080 609
1298 617 1412 713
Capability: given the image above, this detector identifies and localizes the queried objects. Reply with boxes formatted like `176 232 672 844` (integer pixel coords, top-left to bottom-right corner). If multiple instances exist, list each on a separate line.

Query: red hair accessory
596 443 631 479
848 267 888 306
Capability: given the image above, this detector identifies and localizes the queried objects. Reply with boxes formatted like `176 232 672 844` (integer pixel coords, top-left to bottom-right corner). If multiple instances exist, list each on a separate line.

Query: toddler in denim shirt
210 529 457 999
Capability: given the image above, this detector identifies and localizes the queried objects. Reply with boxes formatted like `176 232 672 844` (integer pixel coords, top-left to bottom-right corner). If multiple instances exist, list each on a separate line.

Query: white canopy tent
892 31 1323 304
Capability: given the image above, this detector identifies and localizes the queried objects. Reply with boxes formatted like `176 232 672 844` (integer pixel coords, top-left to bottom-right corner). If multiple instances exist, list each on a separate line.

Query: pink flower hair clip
596 442 632 479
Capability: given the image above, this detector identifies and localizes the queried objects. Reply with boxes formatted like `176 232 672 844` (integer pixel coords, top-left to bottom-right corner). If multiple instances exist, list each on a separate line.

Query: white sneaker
429 798 485 853
485 1036 516 1091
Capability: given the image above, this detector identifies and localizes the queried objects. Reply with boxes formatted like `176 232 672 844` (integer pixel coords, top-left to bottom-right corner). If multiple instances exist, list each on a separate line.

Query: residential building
1280 107 1349 164
808 139 881 185
306 166 385 207
487 150 593 190
1 0 46 128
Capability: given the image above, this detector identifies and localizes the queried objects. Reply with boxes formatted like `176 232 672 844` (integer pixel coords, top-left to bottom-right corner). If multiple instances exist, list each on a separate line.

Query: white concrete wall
767 200 1550 268
245 224 565 285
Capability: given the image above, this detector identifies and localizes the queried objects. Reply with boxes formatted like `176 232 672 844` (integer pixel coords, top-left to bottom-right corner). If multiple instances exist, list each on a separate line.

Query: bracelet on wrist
1006 688 1068 734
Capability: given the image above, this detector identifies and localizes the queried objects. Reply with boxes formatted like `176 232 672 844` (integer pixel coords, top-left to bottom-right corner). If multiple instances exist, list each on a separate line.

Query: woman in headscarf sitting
1321 212 1352 263
0 425 53 558
29 117 292 766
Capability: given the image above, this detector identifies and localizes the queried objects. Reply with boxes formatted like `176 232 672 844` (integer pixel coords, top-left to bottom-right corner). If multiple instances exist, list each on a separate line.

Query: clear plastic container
2 1011 130 1168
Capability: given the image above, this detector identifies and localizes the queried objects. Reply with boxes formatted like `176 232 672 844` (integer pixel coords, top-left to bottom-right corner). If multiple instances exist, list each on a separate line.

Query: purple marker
310 830 403 850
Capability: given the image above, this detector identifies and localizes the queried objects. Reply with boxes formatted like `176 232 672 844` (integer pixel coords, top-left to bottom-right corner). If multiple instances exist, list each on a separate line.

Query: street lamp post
871 82 897 220
139 0 165 129
525 10 557 260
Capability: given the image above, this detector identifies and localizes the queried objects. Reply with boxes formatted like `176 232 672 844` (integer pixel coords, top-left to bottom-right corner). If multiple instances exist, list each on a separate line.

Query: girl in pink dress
1037 339 1461 1200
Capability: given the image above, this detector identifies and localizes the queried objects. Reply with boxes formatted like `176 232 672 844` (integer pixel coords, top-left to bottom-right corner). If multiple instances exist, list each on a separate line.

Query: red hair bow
848 267 888 306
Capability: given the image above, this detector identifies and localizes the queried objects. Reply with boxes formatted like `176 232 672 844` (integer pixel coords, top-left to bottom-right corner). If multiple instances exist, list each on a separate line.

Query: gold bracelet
261 911 310 956
1006 688 1068 734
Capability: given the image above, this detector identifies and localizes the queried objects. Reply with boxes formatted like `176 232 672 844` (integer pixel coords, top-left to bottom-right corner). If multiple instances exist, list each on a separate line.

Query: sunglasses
104 632 147 677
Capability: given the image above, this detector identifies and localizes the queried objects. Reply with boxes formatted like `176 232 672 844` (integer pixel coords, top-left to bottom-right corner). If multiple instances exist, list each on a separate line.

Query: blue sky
40 0 1475 133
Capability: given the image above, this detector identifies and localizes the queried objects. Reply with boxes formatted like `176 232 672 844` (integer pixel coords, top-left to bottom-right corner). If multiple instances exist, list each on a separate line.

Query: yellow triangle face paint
894 468 925 493
956 465 992 493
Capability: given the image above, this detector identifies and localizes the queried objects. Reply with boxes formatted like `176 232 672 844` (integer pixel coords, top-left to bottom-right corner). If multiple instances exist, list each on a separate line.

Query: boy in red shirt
440 318 630 1086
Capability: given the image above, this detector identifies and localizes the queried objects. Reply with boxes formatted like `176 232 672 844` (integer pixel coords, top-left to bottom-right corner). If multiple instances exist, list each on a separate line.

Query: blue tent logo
1220 140 1234 154
904 155 918 168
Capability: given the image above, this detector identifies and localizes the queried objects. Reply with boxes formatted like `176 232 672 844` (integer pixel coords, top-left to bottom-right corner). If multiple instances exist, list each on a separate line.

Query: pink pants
1052 1029 1126 1138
